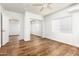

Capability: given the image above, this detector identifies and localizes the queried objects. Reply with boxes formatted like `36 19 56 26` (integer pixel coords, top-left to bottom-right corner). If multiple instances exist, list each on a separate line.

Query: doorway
9 19 20 44
30 20 43 41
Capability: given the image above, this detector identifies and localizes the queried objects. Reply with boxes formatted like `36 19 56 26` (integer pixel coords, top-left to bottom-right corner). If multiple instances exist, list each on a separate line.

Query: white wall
44 4 79 47
24 11 43 41
0 5 9 47
2 12 9 45
72 12 79 34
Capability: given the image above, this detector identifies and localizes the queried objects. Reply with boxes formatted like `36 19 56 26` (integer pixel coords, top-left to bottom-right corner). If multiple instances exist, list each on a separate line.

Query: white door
2 13 9 46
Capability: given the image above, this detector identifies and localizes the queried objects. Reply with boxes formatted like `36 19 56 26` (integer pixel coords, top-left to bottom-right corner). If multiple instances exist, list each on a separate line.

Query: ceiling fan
31 3 53 12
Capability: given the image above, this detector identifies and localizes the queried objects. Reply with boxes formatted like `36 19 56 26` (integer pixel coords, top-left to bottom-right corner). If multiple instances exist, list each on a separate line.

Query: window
52 20 60 33
52 16 72 33
60 16 72 33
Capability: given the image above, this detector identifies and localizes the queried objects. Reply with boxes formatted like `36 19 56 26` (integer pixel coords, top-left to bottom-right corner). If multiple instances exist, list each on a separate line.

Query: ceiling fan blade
48 3 53 6
40 7 44 11
31 4 43 6
47 6 52 10
47 4 53 10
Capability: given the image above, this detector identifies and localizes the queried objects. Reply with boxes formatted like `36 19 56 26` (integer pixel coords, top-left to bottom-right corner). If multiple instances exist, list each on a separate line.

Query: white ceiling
0 3 72 16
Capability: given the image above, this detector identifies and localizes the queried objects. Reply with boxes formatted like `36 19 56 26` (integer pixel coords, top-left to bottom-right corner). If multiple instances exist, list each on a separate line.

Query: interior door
2 13 9 46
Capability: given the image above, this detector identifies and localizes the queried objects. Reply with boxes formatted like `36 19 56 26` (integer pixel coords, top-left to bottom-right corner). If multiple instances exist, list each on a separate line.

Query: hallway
0 34 79 56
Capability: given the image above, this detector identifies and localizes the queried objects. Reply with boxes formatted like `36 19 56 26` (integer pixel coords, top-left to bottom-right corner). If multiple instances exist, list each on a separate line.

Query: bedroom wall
44 4 79 47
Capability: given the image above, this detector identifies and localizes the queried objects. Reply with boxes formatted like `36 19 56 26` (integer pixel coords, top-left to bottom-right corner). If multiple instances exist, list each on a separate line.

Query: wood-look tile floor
0 34 79 56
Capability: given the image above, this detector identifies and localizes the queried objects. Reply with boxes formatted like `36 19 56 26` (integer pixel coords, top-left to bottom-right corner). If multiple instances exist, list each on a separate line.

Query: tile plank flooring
0 34 79 56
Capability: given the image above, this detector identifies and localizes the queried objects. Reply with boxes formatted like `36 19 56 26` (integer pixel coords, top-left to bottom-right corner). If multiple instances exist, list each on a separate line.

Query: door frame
0 13 3 47
30 19 43 37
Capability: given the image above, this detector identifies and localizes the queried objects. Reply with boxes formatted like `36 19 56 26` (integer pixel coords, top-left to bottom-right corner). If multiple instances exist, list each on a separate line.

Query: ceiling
0 3 72 16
